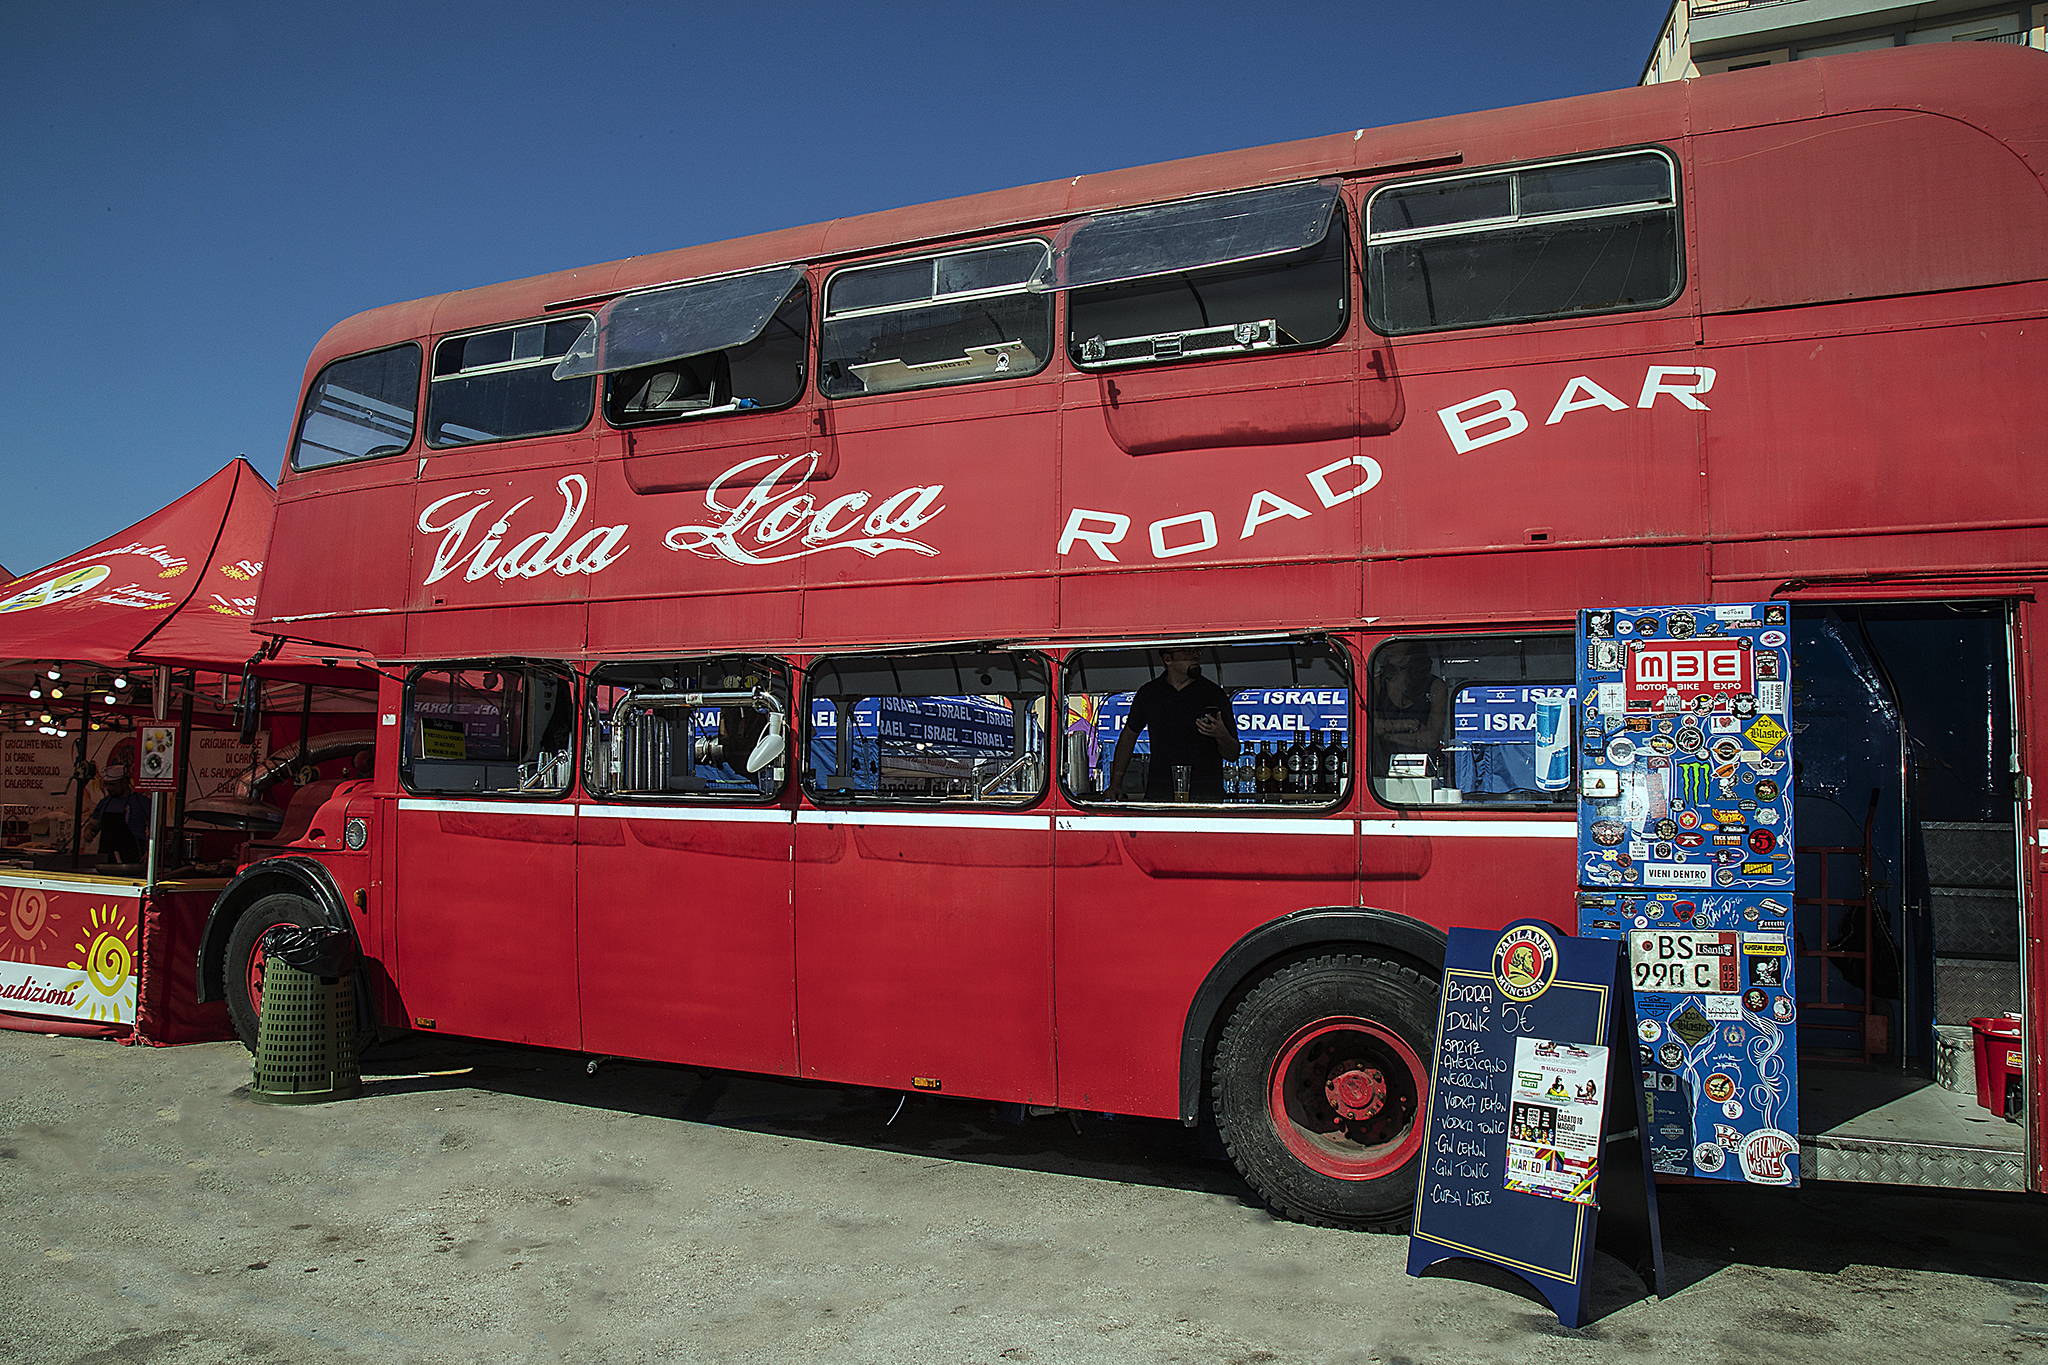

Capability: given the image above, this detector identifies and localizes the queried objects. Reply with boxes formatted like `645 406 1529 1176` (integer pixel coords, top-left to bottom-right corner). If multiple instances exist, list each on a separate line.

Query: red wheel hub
1267 1016 1426 1181
1324 1061 1386 1121
246 921 294 1014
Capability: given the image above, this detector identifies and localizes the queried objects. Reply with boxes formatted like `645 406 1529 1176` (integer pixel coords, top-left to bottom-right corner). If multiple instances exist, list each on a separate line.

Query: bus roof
298 42 2048 386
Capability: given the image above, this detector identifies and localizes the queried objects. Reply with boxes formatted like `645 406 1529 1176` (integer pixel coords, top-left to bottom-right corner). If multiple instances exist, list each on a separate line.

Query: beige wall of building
1643 0 2047 83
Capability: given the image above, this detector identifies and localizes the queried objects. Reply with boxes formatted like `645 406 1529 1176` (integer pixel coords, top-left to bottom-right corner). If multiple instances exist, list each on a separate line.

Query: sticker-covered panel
1577 603 1793 892
1578 889 1799 1186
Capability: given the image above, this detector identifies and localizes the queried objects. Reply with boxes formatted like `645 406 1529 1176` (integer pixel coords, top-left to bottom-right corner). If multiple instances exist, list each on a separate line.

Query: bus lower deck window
583 657 790 801
804 652 1050 804
402 664 576 797
1062 641 1352 807
1366 634 1576 809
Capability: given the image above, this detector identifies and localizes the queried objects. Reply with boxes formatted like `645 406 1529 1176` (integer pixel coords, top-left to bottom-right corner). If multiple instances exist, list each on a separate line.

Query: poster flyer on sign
134 721 181 792
1505 1038 1611 1205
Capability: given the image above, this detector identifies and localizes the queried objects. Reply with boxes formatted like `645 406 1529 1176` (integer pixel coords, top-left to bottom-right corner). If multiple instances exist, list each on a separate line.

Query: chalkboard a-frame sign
1406 919 1664 1328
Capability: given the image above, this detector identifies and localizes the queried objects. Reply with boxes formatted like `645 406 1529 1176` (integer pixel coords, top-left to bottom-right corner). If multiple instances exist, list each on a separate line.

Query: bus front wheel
1211 954 1436 1232
222 892 323 1052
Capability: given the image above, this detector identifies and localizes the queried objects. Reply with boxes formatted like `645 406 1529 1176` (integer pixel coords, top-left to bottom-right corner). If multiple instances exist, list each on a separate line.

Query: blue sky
0 1 1664 577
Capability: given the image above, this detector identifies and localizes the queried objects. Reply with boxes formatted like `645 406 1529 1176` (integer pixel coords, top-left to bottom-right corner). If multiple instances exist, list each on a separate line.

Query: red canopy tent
0 460 375 1044
0 458 358 683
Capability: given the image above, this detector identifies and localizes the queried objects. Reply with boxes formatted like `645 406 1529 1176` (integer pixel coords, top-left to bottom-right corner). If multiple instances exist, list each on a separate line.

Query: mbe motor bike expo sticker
1575 603 1794 894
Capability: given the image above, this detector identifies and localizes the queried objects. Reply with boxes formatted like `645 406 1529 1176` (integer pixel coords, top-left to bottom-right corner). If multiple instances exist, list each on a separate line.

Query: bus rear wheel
222 892 322 1052
1212 954 1435 1232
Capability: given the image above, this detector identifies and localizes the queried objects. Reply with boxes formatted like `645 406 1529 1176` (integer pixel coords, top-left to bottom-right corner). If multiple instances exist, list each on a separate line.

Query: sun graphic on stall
61 903 136 1023
2 889 59 964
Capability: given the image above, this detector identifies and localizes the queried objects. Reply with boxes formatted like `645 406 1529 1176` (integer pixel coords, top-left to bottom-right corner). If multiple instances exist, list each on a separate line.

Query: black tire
224 893 320 1050
1211 953 1437 1232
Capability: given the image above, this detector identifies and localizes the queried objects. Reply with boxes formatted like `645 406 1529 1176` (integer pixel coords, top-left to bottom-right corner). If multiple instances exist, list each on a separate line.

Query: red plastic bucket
1969 1015 2023 1117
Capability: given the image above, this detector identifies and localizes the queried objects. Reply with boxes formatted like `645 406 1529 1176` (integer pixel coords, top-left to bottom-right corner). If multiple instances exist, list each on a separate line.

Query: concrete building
1643 0 2047 83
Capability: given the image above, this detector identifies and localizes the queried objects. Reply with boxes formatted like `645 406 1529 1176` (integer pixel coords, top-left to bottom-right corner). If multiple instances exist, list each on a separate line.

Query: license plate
1630 931 1738 993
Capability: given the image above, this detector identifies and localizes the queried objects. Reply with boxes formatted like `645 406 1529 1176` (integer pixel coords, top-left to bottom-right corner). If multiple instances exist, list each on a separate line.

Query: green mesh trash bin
250 932 361 1105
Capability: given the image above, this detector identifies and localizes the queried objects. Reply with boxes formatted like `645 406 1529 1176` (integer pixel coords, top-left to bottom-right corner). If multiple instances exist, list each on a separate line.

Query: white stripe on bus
579 804 792 824
391 802 1576 838
1057 814 1350 836
397 798 575 817
1360 819 1576 838
795 810 1053 832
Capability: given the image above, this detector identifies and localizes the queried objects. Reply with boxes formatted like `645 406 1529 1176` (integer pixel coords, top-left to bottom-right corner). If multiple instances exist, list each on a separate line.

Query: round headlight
343 817 368 851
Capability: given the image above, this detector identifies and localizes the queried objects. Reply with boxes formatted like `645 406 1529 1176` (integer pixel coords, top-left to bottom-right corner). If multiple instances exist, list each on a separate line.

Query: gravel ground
1 1027 2043 1364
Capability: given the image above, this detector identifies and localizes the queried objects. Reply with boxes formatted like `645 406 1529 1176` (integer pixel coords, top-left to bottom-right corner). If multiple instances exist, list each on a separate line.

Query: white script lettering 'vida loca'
412 457 947 584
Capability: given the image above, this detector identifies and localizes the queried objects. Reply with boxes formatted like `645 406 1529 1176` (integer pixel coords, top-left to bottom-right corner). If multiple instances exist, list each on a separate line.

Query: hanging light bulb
46 668 60 680
103 693 117 706
48 687 63 700
113 675 128 689
38 712 51 723
90 721 101 731
27 684 39 699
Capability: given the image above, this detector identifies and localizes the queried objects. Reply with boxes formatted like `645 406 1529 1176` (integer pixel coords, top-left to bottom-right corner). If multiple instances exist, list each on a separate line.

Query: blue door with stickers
1573 603 1801 1186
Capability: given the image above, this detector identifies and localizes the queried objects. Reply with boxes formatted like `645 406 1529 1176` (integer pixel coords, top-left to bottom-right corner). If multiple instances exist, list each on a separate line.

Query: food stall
0 459 374 1043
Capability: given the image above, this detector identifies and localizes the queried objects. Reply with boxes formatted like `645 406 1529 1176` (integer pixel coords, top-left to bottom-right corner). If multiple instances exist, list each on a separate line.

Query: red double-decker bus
203 42 2046 1228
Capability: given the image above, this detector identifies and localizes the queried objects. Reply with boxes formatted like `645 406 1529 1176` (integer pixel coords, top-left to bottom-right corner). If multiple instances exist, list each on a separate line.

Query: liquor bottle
1284 735 1304 795
1307 730 1327 794
1322 729 1344 793
1256 742 1274 794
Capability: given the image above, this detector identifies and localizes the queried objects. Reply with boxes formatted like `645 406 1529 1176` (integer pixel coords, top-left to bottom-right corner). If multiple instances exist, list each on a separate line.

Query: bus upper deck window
427 317 594 448
291 343 421 470
1366 149 1680 334
551 268 813 429
1052 182 1350 371
819 241 1053 398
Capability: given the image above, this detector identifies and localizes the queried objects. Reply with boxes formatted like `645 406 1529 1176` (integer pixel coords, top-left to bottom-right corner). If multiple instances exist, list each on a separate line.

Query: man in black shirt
1106 648 1240 801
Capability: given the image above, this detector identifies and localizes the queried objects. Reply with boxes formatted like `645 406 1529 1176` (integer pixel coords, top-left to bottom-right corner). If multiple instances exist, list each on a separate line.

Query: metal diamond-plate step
1921 821 2017 889
1930 886 2022 957
1933 1024 1976 1093
1801 1135 2025 1190
1934 958 2024 1025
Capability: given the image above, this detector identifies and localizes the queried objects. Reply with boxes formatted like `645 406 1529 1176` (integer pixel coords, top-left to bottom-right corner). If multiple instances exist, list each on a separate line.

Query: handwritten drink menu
1409 921 1662 1327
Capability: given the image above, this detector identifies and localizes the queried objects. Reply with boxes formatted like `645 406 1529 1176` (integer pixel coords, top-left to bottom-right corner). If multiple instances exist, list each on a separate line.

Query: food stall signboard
134 722 181 793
